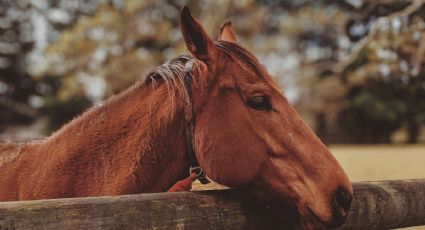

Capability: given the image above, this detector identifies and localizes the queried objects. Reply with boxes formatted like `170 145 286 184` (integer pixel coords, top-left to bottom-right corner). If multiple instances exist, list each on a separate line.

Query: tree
0 0 107 133
335 0 425 143
291 0 425 143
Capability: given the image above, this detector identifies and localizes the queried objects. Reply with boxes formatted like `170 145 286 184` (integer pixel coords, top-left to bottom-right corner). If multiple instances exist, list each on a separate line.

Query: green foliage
339 81 404 143
339 74 425 143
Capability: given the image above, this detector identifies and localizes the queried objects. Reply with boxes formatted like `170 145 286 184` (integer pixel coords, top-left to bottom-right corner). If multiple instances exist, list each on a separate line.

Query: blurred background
0 0 425 184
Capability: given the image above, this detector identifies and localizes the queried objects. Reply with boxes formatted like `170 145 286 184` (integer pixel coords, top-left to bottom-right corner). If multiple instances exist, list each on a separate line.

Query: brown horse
0 7 352 229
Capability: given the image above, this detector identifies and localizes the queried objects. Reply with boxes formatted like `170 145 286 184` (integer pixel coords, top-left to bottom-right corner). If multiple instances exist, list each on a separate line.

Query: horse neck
0 142 24 168
35 82 191 194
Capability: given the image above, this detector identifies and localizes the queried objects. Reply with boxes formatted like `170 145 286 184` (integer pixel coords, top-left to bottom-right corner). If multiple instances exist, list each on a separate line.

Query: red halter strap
167 173 197 192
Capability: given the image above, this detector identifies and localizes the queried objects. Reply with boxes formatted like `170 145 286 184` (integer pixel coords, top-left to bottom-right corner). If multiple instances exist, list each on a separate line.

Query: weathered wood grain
0 179 424 230
338 179 425 229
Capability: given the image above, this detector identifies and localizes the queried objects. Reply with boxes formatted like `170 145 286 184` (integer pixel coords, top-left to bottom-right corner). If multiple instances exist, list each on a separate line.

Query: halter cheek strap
183 60 210 185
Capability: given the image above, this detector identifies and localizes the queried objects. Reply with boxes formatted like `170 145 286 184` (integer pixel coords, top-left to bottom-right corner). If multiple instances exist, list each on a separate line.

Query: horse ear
218 21 237 43
180 6 216 63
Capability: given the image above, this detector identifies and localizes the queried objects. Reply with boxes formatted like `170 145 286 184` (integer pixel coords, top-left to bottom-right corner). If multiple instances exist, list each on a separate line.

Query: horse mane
145 54 193 89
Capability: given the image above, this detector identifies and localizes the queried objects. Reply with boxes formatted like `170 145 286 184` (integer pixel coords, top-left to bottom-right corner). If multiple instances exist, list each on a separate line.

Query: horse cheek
216 134 263 187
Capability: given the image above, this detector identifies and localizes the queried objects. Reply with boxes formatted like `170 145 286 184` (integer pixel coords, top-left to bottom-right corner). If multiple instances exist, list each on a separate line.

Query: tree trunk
407 116 419 144
315 113 328 144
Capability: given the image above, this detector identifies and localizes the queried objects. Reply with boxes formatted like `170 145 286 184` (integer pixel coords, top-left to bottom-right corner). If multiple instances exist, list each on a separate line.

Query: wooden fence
0 179 424 229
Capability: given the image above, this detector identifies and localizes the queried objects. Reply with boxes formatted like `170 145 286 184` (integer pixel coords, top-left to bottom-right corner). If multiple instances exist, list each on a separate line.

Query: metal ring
189 166 203 177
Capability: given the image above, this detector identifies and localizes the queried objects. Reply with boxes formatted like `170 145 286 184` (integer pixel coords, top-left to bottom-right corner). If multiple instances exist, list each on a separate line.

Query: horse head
180 7 352 229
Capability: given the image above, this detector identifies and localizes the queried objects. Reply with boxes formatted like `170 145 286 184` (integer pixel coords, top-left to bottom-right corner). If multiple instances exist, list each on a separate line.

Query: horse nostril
328 187 352 228
334 187 352 218
336 188 352 211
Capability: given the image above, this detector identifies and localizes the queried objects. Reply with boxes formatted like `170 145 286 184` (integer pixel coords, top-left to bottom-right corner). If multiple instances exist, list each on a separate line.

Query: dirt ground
192 145 425 230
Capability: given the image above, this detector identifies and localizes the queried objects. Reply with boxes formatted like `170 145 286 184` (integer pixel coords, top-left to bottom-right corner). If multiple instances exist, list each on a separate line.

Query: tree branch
332 0 424 76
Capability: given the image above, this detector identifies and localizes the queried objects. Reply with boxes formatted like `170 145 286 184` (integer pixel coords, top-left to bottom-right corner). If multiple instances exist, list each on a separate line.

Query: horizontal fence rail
0 179 424 229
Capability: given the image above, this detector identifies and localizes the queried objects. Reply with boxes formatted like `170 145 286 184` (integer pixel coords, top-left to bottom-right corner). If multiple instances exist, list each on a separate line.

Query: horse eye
247 96 271 110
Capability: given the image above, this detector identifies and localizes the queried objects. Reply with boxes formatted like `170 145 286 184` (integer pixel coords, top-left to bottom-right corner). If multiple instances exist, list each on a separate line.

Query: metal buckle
190 166 210 184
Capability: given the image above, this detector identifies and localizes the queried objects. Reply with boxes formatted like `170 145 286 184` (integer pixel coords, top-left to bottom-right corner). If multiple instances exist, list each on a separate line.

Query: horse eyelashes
247 96 272 111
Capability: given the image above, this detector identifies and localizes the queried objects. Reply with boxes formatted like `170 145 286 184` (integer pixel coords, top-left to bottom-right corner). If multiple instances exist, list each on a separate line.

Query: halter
183 60 210 184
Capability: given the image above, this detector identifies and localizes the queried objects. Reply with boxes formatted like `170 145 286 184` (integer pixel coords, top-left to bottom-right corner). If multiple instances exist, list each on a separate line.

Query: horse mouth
305 206 334 229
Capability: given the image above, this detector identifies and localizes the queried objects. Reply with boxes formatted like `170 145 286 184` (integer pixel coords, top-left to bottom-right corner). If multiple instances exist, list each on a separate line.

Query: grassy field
193 145 425 229
331 145 425 182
